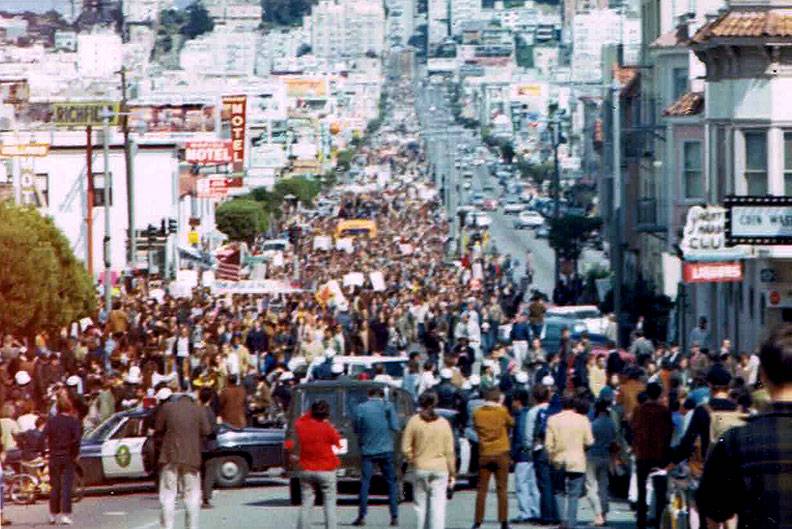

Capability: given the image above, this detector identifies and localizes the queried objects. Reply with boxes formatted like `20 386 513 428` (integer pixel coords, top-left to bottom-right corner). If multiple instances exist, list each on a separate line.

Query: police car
74 405 284 489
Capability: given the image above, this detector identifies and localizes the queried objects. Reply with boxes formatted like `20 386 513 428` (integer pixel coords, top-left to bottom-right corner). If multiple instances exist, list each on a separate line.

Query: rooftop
692 8 792 43
663 91 705 117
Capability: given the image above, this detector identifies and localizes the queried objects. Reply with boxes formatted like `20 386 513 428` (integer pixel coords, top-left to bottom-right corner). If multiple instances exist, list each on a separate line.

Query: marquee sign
726 195 792 245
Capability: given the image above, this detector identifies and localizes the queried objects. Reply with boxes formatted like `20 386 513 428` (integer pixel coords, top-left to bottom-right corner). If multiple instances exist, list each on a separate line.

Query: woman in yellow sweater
402 391 456 529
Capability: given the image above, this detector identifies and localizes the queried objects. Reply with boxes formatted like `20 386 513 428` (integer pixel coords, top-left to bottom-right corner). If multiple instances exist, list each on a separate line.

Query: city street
4 475 637 529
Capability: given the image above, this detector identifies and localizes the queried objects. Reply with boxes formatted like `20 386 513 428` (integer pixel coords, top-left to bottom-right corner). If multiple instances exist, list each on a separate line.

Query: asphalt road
3 473 638 529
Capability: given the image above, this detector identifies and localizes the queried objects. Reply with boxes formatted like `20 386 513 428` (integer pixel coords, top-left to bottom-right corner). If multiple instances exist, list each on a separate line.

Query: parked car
547 305 610 335
503 201 526 215
514 210 545 229
482 198 498 211
6 403 286 490
285 381 415 505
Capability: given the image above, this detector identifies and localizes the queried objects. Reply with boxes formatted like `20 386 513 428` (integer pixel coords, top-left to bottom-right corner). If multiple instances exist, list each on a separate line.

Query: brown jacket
631 401 673 463
219 385 247 429
473 402 514 456
155 395 212 471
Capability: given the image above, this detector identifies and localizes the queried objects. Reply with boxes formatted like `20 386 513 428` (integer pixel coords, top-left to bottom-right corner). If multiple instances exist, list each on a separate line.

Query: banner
343 272 365 287
336 237 354 253
313 235 332 251
128 104 216 134
185 141 232 165
211 279 299 295
222 95 247 173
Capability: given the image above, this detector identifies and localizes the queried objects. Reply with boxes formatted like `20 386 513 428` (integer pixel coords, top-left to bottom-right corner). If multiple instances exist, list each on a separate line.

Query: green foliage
273 177 321 205
336 149 355 171
182 1 214 39
0 204 95 338
216 199 268 243
296 43 312 57
547 215 603 262
261 0 315 26
500 141 515 164
515 37 534 68
518 160 552 187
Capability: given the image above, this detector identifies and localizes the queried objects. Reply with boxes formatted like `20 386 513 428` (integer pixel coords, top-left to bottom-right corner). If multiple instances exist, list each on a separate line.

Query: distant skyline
0 0 195 14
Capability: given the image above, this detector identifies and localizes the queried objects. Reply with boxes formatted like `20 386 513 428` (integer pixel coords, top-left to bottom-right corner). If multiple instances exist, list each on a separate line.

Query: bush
216 199 268 243
0 204 95 338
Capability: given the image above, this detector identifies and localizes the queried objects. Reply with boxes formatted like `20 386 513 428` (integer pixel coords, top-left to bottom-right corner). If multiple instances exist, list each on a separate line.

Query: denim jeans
533 450 560 524
555 472 585 529
160 463 201 529
298 470 337 529
585 456 610 517
514 461 541 520
414 470 448 529
359 453 398 519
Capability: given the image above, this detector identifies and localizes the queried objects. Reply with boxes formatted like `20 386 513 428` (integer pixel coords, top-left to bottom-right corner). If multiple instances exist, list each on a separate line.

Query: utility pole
101 108 113 310
86 126 94 277
551 116 561 289
611 80 623 347
119 67 136 269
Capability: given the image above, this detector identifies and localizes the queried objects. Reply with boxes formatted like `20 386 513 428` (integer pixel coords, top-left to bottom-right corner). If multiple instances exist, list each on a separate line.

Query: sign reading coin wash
680 205 744 283
725 196 792 245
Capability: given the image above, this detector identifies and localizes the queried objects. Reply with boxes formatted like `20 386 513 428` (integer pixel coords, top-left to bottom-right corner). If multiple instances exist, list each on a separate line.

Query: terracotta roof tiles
693 9 792 43
663 91 705 117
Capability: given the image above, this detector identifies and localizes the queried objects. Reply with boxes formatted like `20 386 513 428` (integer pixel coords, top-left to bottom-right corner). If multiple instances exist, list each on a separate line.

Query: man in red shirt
287 400 342 529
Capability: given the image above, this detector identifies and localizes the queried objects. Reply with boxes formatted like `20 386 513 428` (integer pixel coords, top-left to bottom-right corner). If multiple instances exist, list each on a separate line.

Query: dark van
285 380 415 505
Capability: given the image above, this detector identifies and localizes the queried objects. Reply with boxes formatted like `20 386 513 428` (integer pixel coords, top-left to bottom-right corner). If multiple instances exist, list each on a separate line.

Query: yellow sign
0 143 49 157
285 78 327 98
52 101 120 127
188 230 200 246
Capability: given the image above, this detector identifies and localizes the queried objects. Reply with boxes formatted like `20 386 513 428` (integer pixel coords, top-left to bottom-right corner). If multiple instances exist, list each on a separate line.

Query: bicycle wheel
9 474 38 505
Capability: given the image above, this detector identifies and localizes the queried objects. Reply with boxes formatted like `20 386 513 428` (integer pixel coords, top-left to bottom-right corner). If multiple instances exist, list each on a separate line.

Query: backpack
688 405 747 479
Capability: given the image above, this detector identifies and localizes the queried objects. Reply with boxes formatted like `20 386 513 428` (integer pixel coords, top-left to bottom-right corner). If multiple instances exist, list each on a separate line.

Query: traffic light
145 224 157 241
160 219 166 236
168 218 177 234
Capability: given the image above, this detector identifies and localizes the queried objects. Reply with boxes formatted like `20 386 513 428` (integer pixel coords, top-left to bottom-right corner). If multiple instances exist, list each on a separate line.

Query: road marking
104 512 127 516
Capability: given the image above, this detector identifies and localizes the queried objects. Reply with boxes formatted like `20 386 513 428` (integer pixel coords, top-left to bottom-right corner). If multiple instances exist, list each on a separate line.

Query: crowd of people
0 78 790 529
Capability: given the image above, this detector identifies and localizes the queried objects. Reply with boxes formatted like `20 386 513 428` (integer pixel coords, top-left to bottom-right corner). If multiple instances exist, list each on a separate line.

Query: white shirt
226 351 240 376
17 413 37 432
176 336 190 358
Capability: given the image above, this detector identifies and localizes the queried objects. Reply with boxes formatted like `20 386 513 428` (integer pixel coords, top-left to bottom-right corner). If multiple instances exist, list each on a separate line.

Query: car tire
213 456 249 488
289 477 302 506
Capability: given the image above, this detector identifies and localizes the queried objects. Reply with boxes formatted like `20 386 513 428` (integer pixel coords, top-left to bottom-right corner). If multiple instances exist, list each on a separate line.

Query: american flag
215 246 241 281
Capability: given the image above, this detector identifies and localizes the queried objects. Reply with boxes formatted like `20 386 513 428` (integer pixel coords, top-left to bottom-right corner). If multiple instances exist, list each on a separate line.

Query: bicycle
9 457 85 506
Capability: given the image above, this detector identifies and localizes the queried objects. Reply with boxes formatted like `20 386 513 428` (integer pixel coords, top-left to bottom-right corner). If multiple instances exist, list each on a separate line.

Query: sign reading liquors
680 205 745 261
726 196 792 245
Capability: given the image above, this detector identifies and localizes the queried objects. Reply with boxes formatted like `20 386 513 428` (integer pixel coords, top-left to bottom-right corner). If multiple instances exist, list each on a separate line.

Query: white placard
343 272 365 287
399 243 414 255
272 252 284 268
336 237 354 253
370 271 386 291
332 438 348 455
472 262 484 280
313 235 332 251
176 269 198 288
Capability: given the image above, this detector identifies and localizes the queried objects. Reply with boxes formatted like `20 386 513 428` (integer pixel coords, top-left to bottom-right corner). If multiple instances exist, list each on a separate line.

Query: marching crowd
0 79 789 529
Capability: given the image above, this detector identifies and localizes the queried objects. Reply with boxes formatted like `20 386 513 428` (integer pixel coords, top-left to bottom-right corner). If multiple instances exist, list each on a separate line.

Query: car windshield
375 361 406 378
83 414 123 442
299 389 340 420
345 388 371 418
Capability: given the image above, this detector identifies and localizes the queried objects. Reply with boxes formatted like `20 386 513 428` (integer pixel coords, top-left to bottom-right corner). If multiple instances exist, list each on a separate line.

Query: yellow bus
335 219 377 238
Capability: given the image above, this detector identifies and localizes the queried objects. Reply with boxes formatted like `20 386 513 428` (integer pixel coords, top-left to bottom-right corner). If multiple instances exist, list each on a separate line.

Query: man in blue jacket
352 386 400 527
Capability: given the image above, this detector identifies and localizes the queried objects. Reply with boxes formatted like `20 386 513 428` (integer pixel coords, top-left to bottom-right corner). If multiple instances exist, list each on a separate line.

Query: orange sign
0 143 50 157
222 95 247 176
285 78 327 98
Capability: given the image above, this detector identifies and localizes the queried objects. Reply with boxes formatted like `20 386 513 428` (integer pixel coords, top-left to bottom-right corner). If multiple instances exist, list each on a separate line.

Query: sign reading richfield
725 196 792 245
680 205 745 261
0 143 50 157
52 101 120 126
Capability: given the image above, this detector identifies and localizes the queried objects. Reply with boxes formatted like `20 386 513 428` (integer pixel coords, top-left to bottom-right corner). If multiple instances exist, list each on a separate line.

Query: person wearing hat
65 375 89 421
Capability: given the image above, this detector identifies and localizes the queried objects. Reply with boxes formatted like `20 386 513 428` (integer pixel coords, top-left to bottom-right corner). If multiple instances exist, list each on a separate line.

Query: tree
0 204 95 339
547 214 603 266
518 160 553 188
182 1 214 39
296 43 312 57
273 177 321 205
216 199 268 243
261 0 315 26
499 140 515 164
